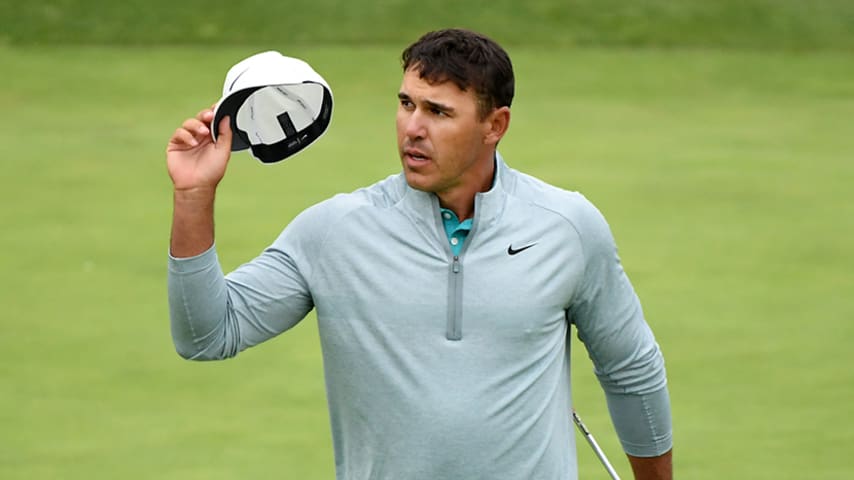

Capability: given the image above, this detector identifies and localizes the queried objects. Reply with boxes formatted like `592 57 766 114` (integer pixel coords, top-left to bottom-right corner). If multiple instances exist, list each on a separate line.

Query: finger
168 127 200 149
215 115 233 150
197 107 215 124
183 117 209 137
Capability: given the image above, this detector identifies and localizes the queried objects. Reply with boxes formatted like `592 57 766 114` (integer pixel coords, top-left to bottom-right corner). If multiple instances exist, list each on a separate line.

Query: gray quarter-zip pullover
168 155 672 479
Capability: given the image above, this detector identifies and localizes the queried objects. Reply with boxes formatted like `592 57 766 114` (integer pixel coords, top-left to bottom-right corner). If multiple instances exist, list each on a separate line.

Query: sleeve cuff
605 385 673 457
168 244 219 274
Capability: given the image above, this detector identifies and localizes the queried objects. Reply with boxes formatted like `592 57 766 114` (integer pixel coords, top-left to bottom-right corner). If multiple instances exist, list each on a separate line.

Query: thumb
215 115 233 150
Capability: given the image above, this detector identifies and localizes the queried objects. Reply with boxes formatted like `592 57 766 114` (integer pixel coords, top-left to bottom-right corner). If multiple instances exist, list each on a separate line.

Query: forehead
399 68 479 110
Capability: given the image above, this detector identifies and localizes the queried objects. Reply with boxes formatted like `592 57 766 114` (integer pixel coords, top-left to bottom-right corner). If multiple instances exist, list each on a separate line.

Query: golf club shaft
572 410 622 480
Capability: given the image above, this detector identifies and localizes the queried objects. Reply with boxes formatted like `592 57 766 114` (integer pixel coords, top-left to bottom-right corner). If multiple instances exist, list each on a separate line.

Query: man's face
396 68 495 201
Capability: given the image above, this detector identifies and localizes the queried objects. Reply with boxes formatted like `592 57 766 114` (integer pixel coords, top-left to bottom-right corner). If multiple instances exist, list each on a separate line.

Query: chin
403 170 436 193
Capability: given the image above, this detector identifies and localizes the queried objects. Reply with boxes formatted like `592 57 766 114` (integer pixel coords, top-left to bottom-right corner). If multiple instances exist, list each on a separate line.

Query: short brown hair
401 29 514 119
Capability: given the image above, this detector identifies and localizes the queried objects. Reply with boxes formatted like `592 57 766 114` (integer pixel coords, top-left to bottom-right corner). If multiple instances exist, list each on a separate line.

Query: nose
402 109 426 141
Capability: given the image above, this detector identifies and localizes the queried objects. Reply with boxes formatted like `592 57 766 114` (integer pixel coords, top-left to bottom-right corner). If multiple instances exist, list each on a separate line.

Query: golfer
166 29 672 479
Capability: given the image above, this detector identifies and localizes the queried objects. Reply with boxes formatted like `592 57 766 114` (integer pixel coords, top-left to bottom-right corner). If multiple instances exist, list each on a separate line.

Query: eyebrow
398 92 455 114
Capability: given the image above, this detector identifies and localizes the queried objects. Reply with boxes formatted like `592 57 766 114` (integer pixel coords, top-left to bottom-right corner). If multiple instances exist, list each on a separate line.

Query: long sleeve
568 198 672 457
168 232 315 360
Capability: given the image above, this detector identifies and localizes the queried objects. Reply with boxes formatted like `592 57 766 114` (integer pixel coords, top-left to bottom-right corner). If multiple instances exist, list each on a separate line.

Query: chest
310 205 585 342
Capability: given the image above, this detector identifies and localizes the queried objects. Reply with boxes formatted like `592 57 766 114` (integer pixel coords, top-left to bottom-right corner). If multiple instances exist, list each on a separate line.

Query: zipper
446 255 463 341
433 196 481 342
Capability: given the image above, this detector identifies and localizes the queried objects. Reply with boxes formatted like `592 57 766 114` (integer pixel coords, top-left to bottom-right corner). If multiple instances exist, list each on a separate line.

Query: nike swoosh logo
507 243 537 255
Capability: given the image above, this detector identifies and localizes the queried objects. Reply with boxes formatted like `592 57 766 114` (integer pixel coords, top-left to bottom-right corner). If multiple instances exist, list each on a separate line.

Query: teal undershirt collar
439 208 473 256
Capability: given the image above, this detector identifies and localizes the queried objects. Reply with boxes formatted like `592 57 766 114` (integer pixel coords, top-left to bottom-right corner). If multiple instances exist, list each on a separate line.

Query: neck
436 155 495 221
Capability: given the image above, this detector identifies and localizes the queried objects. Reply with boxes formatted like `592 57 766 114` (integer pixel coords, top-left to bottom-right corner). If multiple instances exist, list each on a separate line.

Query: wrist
173 186 216 205
171 187 216 258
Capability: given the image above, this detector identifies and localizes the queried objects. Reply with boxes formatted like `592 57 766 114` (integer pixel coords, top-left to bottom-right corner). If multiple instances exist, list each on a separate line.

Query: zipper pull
452 256 460 273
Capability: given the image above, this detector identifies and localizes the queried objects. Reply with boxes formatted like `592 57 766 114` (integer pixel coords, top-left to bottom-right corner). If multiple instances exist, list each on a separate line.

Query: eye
431 107 448 117
399 98 414 109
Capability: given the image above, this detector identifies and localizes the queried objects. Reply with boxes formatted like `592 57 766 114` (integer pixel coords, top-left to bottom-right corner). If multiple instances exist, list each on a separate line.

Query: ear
482 106 511 146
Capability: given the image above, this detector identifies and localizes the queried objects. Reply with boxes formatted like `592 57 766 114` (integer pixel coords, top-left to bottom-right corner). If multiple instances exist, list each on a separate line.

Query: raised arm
166 107 232 257
165 107 316 361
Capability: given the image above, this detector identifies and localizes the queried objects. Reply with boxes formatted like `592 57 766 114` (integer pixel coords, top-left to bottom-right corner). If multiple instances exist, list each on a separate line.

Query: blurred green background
1 1 852 479
4 0 854 49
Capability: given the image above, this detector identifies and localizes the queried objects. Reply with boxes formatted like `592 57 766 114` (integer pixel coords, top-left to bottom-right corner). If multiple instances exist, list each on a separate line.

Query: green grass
3 0 854 50
1 44 853 479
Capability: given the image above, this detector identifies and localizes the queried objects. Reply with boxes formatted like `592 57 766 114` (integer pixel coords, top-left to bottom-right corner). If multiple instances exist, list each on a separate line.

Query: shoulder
299 172 403 219
279 173 405 241
504 167 612 244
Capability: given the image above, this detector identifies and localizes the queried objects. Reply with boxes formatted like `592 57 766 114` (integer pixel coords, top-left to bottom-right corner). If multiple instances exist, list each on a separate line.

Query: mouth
403 147 430 163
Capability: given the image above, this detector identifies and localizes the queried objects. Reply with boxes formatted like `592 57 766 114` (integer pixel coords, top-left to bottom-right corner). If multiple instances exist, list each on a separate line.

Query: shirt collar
397 152 508 231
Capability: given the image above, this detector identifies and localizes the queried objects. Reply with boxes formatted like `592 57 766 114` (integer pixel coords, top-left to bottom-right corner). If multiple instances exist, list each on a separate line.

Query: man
166 29 672 479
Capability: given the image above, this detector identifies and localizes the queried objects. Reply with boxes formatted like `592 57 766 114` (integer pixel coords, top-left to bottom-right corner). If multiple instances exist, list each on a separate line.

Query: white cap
211 51 333 164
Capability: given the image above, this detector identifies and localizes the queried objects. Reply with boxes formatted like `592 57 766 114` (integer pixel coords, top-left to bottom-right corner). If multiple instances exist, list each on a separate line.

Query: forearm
605 387 672 480
170 187 216 258
628 449 672 480
167 233 316 360
168 247 233 360
605 387 672 456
